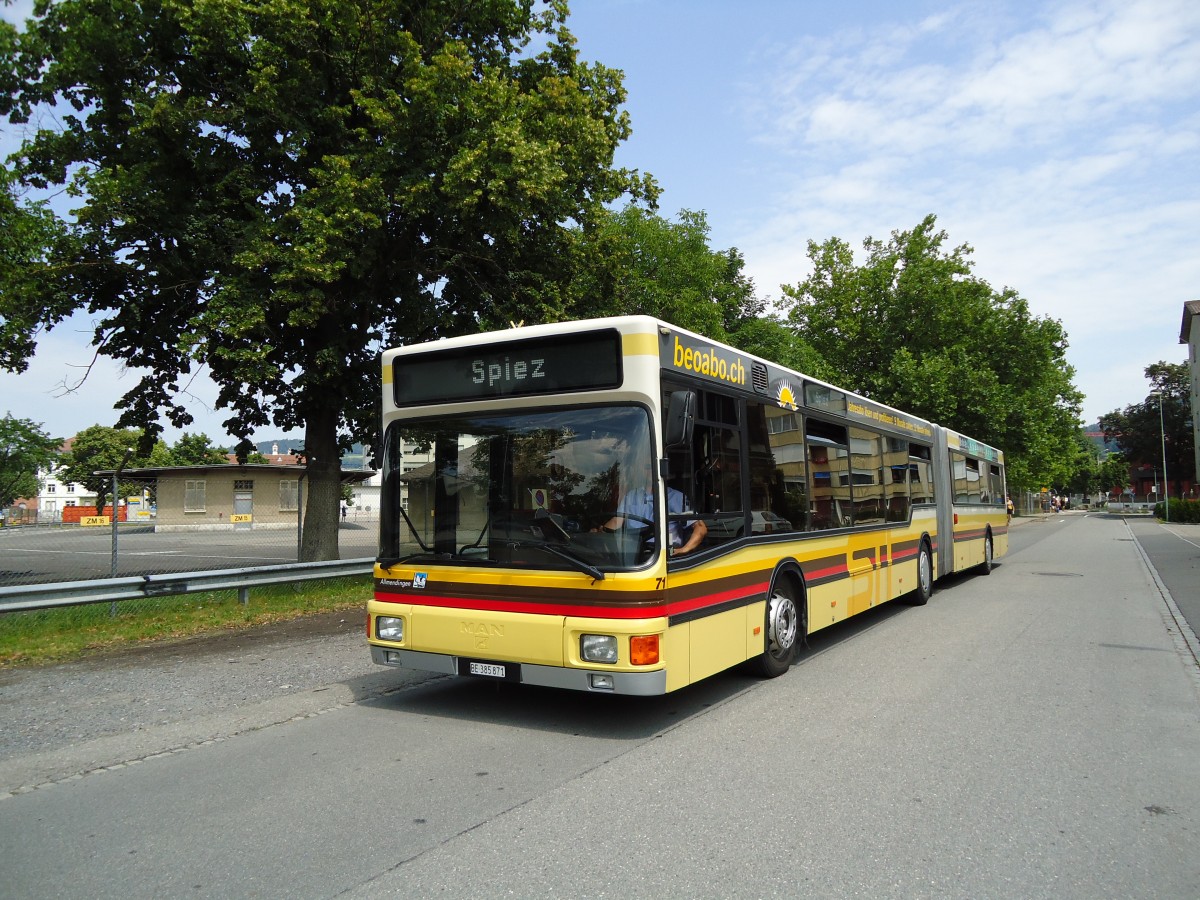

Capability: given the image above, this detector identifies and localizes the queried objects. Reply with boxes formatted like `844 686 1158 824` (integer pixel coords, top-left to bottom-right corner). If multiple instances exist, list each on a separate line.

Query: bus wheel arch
907 535 934 606
748 564 806 678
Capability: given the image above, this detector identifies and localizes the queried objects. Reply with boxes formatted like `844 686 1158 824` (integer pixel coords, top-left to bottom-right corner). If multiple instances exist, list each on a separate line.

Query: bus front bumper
370 645 668 696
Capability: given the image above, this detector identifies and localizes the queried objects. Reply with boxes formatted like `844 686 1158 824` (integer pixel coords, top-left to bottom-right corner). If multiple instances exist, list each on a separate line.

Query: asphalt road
1125 515 1200 639
1 513 1198 898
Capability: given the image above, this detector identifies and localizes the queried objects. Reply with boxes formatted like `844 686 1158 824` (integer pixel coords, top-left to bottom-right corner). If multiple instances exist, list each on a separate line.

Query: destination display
393 330 623 406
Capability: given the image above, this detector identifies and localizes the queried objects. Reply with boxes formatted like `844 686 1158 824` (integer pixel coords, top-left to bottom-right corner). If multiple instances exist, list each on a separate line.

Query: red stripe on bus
374 582 768 620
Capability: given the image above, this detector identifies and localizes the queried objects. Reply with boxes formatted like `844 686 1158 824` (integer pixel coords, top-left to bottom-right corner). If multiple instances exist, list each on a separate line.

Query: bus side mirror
665 391 696 449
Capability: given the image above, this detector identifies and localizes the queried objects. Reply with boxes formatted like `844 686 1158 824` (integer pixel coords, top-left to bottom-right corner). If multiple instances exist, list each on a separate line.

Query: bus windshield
379 405 657 574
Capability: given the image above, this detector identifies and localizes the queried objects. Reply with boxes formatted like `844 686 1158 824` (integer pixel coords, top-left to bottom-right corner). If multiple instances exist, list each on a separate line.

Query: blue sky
2 0 1198 444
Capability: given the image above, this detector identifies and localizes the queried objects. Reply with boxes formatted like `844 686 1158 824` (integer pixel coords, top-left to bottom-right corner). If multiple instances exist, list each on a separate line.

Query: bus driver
594 465 707 557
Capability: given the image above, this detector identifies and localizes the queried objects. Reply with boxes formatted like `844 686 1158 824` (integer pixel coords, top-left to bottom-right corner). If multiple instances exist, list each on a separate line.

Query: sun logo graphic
775 380 799 411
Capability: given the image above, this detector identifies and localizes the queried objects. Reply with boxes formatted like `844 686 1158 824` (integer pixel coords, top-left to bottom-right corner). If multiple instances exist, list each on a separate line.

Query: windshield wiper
537 543 606 581
377 551 453 569
495 537 606 581
527 509 605 580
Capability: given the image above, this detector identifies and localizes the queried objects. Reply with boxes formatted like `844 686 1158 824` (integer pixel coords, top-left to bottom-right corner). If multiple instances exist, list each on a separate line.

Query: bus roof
383 316 1002 459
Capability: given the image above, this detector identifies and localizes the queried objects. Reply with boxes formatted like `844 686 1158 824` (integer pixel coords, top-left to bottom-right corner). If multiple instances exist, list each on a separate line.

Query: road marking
1162 524 1200 551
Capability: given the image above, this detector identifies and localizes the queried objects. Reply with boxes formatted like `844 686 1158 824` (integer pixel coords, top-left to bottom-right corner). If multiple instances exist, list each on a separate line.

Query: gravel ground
0 610 437 794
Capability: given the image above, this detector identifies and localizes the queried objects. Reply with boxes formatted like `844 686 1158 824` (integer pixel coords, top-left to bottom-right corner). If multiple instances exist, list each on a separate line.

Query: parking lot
0 521 378 586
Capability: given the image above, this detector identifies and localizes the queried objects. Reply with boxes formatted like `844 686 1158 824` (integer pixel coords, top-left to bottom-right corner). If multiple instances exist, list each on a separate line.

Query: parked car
750 510 791 533
703 510 794 539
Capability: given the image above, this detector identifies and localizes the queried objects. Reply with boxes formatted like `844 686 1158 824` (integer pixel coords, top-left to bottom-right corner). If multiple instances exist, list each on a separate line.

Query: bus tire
981 532 994 575
749 576 803 678
907 539 933 606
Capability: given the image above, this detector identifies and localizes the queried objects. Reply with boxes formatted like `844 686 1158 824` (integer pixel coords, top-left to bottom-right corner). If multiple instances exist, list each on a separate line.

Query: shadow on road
354 579 977 739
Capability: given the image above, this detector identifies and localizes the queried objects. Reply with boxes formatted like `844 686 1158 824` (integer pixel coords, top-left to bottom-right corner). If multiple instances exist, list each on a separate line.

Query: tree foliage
1097 451 1131 496
0 413 61 508
170 432 230 466
57 425 144 513
573 206 753 336
1098 361 1195 497
780 215 1082 493
1 0 654 559
571 204 828 375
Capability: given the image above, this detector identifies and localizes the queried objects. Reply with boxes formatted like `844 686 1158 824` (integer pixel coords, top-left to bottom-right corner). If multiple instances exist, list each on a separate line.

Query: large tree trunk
300 408 342 562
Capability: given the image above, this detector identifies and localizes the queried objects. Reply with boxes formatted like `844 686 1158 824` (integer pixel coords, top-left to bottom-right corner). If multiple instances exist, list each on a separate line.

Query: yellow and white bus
368 316 1007 694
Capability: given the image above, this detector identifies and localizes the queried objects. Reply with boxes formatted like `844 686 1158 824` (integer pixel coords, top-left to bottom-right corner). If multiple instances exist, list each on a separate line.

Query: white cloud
728 0 1200 422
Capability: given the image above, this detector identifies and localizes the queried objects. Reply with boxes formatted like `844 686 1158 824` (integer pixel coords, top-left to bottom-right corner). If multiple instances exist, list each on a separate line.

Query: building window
234 480 254 491
280 480 299 512
46 484 56 493
185 480 206 512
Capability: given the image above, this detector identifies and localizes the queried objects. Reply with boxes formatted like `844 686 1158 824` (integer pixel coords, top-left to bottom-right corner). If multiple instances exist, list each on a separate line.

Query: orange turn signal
630 635 660 666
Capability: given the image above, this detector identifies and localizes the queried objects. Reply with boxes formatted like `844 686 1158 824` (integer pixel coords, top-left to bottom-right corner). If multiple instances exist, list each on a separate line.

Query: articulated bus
368 316 1007 695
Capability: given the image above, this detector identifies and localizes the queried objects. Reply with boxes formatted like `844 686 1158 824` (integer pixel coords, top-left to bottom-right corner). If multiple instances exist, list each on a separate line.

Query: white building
36 450 97 522
345 439 433 522
1182 300 1200 488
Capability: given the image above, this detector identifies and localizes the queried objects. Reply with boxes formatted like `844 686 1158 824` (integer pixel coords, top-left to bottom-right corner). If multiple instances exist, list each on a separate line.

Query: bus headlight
580 634 618 664
376 616 404 642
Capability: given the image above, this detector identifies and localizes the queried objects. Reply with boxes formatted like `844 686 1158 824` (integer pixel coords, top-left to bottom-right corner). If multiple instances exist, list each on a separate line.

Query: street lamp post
110 447 135 578
1151 392 1169 523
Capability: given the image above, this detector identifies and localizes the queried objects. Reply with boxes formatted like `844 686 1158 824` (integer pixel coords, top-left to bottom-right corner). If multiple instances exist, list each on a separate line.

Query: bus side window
884 437 910 522
806 418 850 530
751 400 806 532
850 426 885 526
909 444 934 504
952 453 981 503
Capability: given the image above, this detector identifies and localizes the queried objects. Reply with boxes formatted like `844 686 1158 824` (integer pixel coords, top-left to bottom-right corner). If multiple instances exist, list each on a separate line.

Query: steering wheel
606 512 653 529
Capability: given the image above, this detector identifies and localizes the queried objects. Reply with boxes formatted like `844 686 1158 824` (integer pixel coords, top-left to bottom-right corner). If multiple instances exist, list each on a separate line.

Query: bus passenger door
847 546 878 616
847 427 885 615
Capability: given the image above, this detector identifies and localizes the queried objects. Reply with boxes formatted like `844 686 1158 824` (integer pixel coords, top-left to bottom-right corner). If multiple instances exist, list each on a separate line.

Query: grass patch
0 575 372 668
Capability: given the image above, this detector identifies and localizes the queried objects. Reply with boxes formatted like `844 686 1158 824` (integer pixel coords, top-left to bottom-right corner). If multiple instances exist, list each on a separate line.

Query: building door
233 480 253 530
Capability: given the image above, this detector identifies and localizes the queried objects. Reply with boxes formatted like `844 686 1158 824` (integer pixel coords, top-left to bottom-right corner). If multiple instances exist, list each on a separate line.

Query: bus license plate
470 662 506 678
459 658 518 680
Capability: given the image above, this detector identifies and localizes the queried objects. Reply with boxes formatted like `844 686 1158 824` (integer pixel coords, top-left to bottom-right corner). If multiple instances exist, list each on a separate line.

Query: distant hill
1082 423 1119 454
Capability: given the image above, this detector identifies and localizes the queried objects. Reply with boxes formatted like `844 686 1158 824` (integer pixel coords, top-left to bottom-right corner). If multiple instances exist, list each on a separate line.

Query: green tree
57 425 144 514
571 204 829 377
147 440 176 467
0 413 60 509
1098 362 1195 498
574 206 754 338
780 215 1083 494
171 432 230 466
0 169 79 373
1 0 654 560
1097 451 1131 497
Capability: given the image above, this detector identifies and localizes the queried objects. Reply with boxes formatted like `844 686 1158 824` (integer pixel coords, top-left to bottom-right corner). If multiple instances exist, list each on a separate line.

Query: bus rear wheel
907 540 933 606
981 533 993 574
749 579 802 678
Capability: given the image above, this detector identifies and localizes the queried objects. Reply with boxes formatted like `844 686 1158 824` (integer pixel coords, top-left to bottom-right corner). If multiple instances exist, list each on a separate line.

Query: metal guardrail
0 558 375 614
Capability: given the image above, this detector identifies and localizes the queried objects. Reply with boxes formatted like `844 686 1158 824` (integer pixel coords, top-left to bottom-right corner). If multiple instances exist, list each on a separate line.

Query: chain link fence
0 509 378 589
0 507 379 655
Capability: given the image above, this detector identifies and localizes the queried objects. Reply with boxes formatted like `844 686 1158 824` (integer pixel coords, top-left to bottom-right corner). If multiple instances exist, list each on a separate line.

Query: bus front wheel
749 579 802 678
